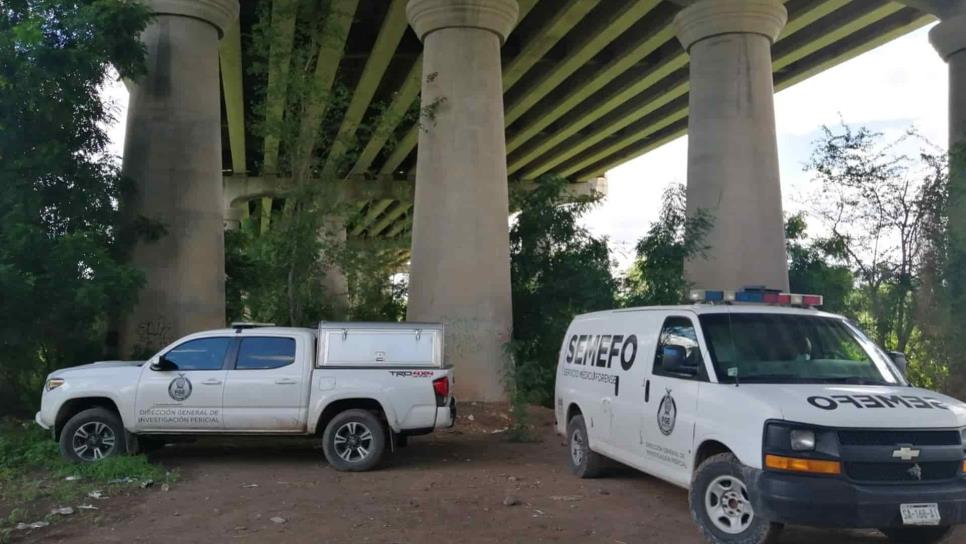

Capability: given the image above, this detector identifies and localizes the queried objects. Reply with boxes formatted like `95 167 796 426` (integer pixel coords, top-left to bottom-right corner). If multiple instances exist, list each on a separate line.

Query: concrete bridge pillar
405 0 519 401
675 0 790 292
118 0 238 356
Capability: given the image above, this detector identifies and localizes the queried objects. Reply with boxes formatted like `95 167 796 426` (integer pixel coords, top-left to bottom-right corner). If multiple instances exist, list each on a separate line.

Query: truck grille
838 430 961 447
845 461 961 483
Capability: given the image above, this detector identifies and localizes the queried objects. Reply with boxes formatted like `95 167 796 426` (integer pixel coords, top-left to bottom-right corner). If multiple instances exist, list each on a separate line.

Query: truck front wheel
690 453 782 544
59 407 128 463
322 409 386 472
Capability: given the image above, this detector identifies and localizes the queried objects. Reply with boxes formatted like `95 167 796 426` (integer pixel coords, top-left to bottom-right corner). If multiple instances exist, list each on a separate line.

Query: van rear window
697 314 899 384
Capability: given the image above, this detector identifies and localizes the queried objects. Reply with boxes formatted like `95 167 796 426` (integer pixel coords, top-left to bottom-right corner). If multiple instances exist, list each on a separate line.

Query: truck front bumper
752 470 966 528
35 411 51 430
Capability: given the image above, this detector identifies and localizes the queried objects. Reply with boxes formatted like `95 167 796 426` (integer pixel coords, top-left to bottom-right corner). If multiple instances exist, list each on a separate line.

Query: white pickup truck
35 322 455 471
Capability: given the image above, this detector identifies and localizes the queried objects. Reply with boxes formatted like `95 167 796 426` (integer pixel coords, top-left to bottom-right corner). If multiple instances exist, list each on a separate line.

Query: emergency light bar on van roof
688 289 823 307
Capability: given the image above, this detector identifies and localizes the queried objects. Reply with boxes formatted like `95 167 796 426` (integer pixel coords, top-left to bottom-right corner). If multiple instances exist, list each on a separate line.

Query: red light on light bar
777 294 792 305
802 295 823 306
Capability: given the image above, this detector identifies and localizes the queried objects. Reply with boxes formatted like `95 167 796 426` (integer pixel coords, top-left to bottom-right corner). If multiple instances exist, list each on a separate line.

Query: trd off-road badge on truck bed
658 389 676 436
168 374 192 401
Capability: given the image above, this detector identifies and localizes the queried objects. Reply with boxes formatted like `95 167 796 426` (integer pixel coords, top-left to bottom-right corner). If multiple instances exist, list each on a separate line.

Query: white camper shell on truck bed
36 321 455 472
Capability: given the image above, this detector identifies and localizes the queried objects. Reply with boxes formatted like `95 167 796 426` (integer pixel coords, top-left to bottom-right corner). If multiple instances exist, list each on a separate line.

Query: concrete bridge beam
405 0 519 401
118 0 238 356
675 0 790 292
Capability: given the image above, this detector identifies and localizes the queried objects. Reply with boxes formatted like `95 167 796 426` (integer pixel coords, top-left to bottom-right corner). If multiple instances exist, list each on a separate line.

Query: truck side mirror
151 356 179 372
661 345 694 375
887 351 908 377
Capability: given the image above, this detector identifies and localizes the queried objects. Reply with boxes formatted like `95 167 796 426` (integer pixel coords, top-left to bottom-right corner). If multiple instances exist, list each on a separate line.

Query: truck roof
573 304 841 321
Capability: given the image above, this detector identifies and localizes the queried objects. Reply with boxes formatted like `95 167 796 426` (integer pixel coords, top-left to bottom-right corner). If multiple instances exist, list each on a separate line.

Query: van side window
654 317 705 380
235 337 296 370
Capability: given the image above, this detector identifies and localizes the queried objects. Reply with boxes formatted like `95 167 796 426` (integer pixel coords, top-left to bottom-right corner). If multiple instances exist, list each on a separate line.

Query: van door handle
644 379 650 403
275 378 297 385
201 379 222 386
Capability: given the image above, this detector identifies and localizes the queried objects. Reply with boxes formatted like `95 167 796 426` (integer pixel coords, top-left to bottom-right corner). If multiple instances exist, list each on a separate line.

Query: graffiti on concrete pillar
136 316 175 353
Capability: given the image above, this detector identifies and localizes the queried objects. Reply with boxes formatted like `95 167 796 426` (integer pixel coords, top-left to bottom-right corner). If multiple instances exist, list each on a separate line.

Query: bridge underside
220 0 932 238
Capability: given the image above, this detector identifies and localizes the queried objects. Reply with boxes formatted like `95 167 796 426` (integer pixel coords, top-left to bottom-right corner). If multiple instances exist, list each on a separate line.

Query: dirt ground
12 404 966 544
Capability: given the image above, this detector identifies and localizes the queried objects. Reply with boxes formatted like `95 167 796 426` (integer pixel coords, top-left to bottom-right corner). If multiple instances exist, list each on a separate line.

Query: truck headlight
790 429 816 451
45 378 65 391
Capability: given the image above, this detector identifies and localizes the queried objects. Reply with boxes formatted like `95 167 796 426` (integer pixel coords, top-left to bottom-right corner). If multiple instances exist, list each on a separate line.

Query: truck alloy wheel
322 409 386 472
59 407 128 463
690 453 782 544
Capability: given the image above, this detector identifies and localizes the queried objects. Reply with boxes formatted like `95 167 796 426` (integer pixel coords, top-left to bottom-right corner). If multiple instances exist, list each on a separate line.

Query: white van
554 289 966 544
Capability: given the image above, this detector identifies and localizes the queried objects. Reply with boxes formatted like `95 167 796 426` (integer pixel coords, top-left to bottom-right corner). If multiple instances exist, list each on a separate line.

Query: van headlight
790 429 816 452
960 428 966 445
45 378 65 391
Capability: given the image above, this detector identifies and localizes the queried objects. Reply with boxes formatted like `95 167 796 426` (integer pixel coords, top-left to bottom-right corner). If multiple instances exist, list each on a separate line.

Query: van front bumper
751 470 966 528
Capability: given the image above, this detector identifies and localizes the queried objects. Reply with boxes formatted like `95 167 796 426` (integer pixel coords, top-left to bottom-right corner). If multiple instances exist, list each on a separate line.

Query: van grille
845 461 961 483
838 430 961 447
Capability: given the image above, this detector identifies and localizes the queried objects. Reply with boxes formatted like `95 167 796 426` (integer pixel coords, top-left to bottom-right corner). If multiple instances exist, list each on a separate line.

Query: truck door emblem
168 374 192 401
657 389 676 436
907 463 923 481
892 446 920 461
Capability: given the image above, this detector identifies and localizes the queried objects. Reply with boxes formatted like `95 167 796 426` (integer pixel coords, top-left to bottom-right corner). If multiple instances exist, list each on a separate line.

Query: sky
103 24 949 273
583 24 949 270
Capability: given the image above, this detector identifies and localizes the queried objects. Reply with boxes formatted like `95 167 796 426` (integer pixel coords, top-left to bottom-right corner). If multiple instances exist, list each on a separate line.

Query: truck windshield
698 313 901 385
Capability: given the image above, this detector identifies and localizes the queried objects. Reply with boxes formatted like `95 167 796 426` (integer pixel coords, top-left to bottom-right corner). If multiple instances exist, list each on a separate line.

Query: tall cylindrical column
675 0 789 292
321 215 350 321
406 0 518 401
118 0 238 356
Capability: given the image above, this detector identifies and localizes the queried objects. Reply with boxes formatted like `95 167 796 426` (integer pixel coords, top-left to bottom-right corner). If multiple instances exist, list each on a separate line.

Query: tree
0 0 151 414
805 124 947 353
785 213 853 314
507 175 618 406
622 184 711 306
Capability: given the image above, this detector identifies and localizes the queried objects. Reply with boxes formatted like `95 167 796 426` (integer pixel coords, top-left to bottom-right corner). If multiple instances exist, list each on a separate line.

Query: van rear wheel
566 415 604 478
322 409 386 472
690 453 782 544
880 526 954 543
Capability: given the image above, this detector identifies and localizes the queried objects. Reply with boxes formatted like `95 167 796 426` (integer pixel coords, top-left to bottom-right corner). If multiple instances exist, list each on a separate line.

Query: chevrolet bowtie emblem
892 446 921 462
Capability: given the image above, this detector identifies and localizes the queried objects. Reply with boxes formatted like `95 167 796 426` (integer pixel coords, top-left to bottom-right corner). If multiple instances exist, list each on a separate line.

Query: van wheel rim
704 475 754 534
334 421 374 462
72 422 116 461
570 429 585 466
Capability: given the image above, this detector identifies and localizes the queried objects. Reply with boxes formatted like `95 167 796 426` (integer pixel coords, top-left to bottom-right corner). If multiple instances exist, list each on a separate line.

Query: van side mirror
887 351 908 377
661 345 695 376
151 356 179 372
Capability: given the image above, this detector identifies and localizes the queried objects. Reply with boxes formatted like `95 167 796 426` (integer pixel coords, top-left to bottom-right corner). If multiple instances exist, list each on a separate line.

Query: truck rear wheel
880 526 953 543
566 414 605 478
690 453 782 544
59 407 128 463
322 409 386 472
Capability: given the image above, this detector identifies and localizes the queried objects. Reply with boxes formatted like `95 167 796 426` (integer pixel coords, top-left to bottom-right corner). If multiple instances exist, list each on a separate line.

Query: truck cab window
163 337 232 371
654 317 704 379
235 337 296 370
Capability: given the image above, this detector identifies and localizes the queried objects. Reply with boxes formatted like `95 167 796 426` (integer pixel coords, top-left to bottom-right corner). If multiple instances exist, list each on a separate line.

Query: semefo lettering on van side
806 394 948 410
565 334 638 370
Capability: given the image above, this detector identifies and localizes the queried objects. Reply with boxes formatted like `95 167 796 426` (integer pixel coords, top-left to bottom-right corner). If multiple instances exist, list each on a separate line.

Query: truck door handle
644 379 650 403
275 378 297 385
201 379 222 385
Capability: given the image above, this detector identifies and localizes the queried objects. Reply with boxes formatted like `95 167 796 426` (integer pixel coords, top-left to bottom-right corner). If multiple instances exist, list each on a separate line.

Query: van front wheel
690 453 782 544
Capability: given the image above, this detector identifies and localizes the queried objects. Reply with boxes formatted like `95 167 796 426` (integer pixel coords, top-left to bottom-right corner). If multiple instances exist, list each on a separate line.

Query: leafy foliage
785 213 853 314
622 184 711 306
0 0 151 415
507 175 618 406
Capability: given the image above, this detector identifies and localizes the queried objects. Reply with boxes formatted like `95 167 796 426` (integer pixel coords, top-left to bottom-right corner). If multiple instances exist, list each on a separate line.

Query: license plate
900 503 941 526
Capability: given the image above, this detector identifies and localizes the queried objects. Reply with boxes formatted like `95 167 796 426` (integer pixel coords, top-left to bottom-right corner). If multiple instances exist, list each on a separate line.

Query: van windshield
697 313 901 385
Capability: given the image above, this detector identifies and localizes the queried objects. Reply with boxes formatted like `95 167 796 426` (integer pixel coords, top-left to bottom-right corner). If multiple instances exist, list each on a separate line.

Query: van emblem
657 389 677 436
168 374 192 402
907 463 923 481
892 446 921 462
